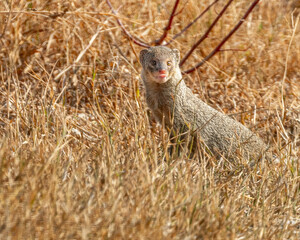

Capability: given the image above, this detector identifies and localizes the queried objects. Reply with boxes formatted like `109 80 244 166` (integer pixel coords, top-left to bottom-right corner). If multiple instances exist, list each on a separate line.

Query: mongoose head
140 46 180 84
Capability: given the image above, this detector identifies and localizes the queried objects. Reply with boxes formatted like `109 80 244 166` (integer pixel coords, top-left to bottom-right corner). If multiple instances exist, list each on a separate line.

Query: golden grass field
0 0 299 239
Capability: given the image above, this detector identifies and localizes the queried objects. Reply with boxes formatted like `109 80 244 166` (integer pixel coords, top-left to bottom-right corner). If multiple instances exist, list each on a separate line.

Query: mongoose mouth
159 73 167 78
149 71 169 83
156 74 168 83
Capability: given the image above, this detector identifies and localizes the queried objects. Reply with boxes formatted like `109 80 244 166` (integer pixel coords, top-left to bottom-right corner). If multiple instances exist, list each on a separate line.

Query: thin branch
180 0 234 66
173 0 189 17
183 0 261 74
154 0 181 45
219 44 251 52
165 0 219 45
106 0 150 48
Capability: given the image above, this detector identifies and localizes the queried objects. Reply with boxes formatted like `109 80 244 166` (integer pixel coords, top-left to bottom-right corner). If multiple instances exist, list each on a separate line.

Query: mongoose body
140 46 270 160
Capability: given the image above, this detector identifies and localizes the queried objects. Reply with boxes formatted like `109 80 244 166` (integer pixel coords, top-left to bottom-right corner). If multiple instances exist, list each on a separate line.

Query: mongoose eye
151 60 157 66
167 61 172 66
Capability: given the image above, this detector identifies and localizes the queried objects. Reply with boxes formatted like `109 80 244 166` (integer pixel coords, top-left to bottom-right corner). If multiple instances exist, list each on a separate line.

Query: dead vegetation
0 0 299 239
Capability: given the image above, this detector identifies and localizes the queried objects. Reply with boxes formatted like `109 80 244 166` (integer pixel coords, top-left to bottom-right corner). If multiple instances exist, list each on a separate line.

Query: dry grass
0 0 299 239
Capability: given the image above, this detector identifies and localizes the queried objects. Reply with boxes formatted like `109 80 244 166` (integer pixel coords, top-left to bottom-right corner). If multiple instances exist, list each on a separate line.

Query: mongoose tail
140 46 271 161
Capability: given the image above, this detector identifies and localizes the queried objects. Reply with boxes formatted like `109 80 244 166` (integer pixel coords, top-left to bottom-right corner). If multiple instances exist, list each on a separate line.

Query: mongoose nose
159 69 166 74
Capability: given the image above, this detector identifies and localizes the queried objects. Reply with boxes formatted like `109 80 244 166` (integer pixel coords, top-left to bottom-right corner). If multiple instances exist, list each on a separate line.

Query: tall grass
0 0 299 239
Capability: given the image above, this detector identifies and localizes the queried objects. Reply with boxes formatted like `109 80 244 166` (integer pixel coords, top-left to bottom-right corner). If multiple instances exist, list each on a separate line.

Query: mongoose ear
172 49 180 64
139 49 149 66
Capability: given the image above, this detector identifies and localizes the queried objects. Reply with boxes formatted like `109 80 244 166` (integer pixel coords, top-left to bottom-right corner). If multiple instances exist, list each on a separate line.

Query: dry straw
0 0 299 239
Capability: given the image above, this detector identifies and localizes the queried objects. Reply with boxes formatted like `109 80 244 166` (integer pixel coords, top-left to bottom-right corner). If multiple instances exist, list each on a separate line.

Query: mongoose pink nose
159 70 167 78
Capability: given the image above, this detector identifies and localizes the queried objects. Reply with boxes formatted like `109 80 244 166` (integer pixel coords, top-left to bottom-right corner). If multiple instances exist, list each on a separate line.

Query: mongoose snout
140 46 271 161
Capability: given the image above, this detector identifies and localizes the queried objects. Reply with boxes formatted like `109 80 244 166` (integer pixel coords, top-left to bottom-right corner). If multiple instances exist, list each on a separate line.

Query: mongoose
140 46 271 161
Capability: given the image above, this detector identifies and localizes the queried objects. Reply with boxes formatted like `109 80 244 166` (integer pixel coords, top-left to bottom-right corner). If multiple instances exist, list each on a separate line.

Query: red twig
154 0 181 45
106 0 150 48
173 0 188 17
180 0 234 66
183 0 260 74
166 0 219 46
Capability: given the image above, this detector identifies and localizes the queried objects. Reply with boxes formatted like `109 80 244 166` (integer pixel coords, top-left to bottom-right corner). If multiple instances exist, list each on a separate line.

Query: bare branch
154 0 181 45
172 0 189 17
165 0 219 46
218 47 251 52
180 0 234 66
106 0 150 48
183 0 261 74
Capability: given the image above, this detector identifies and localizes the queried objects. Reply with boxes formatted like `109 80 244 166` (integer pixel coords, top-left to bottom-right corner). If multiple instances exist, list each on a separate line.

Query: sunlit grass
0 0 299 239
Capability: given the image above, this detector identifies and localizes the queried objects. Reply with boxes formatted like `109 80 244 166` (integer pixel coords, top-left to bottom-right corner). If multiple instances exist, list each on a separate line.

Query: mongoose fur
140 46 271 161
